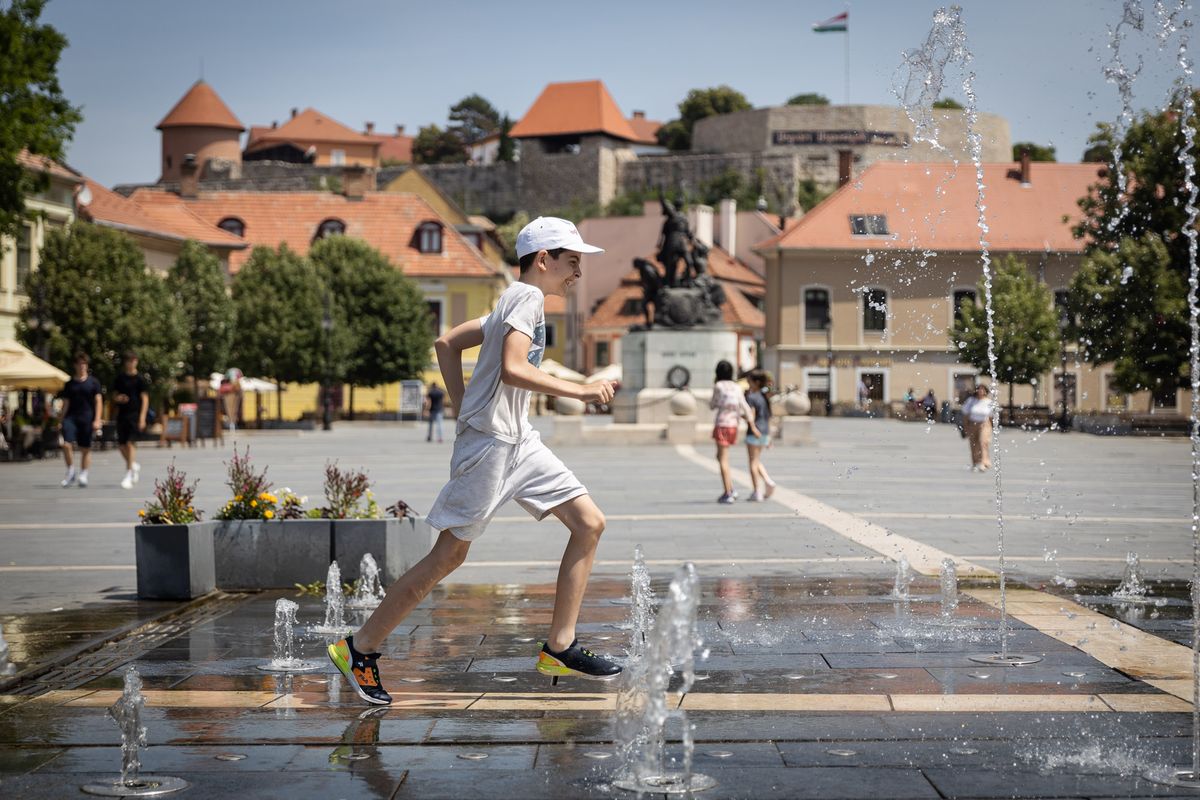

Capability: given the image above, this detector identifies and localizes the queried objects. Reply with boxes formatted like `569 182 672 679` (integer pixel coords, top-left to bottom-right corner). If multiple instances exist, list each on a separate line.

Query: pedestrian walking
744 370 777 501
112 351 148 489
711 360 760 505
327 216 622 706
59 353 102 488
961 384 995 471
921 389 938 422
425 381 445 442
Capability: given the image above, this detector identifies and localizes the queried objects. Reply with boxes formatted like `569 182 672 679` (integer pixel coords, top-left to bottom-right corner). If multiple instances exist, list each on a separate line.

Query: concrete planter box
213 519 331 590
135 521 216 600
334 517 434 584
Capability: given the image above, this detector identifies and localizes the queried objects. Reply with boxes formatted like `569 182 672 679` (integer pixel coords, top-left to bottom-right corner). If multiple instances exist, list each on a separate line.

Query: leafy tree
231 245 329 417
950 255 1061 411
495 211 530 265
17 222 183 392
657 86 752 151
1068 88 1200 401
166 240 235 397
787 93 830 106
1081 124 1114 163
309 237 433 416
932 97 964 109
449 94 501 145
0 0 81 239
1012 142 1056 162
496 114 516 163
1069 234 1188 408
413 124 466 164
796 178 831 212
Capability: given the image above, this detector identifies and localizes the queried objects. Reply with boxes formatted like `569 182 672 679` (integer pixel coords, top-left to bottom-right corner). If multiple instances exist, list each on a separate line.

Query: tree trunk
348 384 355 421
1008 383 1015 424
276 381 283 421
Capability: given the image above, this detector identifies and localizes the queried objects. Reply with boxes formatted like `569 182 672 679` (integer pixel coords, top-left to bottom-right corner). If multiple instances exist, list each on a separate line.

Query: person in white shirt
961 383 995 471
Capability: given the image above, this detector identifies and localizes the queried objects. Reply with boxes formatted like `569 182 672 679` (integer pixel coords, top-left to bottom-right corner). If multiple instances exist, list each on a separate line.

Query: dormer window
315 218 345 240
849 214 889 236
218 217 245 237
416 222 443 254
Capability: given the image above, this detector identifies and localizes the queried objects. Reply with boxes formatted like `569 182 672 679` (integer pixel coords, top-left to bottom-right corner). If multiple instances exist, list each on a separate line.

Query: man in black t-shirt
425 382 445 443
59 353 103 488
113 351 149 490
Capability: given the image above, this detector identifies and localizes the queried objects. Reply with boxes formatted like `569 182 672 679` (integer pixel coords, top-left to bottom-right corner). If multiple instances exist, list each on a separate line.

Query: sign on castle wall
771 130 910 147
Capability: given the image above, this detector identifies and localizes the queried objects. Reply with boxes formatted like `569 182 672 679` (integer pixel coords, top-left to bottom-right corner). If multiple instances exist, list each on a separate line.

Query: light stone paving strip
9 689 1188 713
674 443 991 577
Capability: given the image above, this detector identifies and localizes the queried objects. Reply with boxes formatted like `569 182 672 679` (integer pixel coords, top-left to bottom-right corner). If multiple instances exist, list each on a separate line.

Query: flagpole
844 2 850 103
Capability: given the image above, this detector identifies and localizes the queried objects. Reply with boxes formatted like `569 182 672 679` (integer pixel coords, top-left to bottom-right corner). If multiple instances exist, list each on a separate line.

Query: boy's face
542 250 582 296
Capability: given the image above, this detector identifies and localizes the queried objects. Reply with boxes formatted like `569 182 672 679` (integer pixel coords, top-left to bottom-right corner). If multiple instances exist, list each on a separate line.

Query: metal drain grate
13 593 248 695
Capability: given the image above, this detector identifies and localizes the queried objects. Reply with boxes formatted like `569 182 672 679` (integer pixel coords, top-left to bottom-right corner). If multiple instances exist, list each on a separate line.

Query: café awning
0 339 70 391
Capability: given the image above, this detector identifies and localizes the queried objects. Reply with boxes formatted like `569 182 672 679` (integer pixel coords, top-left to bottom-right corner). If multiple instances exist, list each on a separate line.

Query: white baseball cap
515 216 604 259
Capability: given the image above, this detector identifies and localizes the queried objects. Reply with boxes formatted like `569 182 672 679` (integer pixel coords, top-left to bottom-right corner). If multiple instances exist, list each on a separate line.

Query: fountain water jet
80 667 188 797
940 558 959 618
628 544 654 661
310 561 353 635
1111 552 1151 603
613 563 715 794
346 553 386 610
258 597 322 672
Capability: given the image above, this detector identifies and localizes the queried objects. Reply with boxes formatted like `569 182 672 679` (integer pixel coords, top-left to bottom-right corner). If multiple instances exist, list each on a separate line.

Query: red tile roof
626 115 662 145
81 179 245 249
585 248 764 331
129 189 503 279
246 108 379 150
759 161 1102 253
374 132 413 164
510 80 640 141
17 149 81 183
157 81 244 131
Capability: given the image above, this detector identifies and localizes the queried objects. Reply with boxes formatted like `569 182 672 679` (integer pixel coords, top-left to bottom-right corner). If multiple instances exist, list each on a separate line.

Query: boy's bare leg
354 529 471 652
62 442 74 469
547 494 606 652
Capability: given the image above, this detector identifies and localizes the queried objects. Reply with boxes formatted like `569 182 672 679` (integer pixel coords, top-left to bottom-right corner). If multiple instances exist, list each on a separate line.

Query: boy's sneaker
717 492 736 504
120 472 134 490
78 471 89 488
328 636 392 705
536 639 622 681
61 470 76 488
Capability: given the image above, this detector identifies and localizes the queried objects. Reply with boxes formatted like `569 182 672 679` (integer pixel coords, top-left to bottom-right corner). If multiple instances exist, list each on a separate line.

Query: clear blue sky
42 0 1196 187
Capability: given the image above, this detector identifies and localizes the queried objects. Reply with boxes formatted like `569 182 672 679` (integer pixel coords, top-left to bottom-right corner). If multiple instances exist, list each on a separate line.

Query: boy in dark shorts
112 351 149 490
59 353 102 488
329 217 622 705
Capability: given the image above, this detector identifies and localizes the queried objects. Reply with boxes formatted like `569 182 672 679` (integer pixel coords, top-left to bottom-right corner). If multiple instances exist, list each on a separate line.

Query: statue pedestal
615 327 739 424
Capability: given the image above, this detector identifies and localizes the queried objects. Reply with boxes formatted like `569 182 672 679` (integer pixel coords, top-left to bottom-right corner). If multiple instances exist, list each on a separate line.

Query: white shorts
425 426 588 541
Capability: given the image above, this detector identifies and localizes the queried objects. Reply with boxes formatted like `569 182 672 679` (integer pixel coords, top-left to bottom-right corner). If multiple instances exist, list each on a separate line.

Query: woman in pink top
710 360 759 504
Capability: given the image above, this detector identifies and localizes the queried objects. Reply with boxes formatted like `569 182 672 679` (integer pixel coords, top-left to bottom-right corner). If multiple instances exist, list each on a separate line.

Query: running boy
329 217 621 705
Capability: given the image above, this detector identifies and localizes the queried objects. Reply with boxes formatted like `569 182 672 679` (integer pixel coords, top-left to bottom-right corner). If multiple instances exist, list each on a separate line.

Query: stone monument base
616 327 739 424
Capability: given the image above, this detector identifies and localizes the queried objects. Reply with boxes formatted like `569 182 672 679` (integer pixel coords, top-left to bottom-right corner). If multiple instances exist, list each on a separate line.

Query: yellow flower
250 500 258 508
235 494 243 501
259 492 269 500
264 509 275 519
188 506 194 512
137 509 146 517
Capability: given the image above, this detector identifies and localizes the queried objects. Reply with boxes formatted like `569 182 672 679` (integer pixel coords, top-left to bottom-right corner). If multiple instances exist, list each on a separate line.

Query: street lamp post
322 293 333 432
1058 305 1070 433
825 311 834 417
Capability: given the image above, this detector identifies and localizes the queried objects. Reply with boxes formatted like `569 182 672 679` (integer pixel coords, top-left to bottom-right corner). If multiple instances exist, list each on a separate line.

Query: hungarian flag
813 11 848 32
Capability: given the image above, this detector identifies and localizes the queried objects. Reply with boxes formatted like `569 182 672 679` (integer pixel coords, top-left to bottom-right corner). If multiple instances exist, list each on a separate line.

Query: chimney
179 154 199 199
364 121 375 135
290 107 298 119
396 124 405 136
632 110 646 119
271 120 278 129
837 149 853 187
342 164 369 200
1019 148 1032 186
718 198 737 255
688 204 714 248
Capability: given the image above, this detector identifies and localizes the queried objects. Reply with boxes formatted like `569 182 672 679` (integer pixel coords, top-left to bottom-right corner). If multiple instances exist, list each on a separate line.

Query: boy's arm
501 331 614 404
138 391 149 430
435 319 485 411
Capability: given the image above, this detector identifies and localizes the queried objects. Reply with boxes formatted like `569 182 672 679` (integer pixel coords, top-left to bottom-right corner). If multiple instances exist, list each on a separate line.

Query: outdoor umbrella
0 339 69 391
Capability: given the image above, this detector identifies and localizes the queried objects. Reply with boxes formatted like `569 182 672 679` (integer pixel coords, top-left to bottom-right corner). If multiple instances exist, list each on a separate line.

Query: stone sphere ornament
669 391 697 417
784 391 811 416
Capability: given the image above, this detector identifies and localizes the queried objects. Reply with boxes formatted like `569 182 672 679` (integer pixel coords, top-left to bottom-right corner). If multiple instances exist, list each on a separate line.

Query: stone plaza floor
0 417 1196 797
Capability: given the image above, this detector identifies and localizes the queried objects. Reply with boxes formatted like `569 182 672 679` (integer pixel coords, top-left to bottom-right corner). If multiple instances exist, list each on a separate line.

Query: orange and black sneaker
328 636 392 705
536 639 622 681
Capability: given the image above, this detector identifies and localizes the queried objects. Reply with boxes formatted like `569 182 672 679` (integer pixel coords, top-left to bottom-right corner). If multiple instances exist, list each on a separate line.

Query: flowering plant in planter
216 446 278 520
138 463 202 524
307 461 381 519
276 488 308 520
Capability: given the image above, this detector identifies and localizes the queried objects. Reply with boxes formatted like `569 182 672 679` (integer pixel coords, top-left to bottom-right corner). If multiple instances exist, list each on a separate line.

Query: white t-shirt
964 396 994 423
456 282 546 443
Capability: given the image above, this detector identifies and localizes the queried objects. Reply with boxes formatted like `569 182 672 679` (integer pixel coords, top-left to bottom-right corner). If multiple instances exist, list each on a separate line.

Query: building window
462 231 482 249
416 223 443 254
595 341 610 368
1054 373 1077 410
859 371 885 402
16 223 33 291
804 288 830 331
862 288 888 332
315 218 345 240
849 214 889 236
621 298 644 317
952 289 976 322
1153 384 1178 412
545 322 557 348
217 217 245 237
1102 375 1128 411
805 370 830 414
426 300 443 337
331 149 346 166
